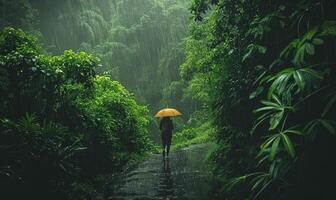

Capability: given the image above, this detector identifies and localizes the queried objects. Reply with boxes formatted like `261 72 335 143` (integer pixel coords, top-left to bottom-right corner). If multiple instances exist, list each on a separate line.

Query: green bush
0 114 84 199
172 112 215 149
67 75 152 174
0 27 151 199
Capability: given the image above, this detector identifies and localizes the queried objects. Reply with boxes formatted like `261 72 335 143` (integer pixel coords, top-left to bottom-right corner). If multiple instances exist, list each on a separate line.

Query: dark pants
161 131 172 153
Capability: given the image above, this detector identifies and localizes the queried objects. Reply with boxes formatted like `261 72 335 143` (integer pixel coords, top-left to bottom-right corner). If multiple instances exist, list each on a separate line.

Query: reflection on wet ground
104 143 215 200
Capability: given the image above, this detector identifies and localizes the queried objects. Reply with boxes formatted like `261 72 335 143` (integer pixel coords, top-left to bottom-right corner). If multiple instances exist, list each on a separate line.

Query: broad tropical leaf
270 136 281 160
320 119 336 135
281 133 295 157
225 172 264 191
253 95 293 131
268 67 322 98
260 127 301 160
304 119 336 136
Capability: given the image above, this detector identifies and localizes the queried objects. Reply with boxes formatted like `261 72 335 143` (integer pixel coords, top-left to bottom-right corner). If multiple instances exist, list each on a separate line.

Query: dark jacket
160 118 174 133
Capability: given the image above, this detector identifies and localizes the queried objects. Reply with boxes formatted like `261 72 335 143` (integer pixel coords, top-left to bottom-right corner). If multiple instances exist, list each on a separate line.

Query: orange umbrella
154 108 182 118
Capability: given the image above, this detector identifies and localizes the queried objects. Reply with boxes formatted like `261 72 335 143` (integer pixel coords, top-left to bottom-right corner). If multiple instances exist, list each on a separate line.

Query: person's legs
166 132 172 157
161 132 167 158
166 145 170 157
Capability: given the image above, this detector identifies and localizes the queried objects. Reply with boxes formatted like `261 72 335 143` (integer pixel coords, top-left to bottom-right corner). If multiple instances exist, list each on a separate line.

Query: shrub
0 27 151 199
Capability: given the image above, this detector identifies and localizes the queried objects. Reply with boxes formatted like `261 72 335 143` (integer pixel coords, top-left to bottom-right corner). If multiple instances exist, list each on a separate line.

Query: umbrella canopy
154 108 182 118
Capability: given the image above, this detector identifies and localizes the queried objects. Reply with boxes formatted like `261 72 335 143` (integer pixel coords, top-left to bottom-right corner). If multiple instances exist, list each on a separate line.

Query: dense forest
1 0 336 200
0 0 199 140
184 0 336 200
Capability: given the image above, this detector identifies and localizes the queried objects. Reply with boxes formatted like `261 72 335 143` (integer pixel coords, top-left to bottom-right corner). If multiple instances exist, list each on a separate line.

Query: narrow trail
103 143 216 200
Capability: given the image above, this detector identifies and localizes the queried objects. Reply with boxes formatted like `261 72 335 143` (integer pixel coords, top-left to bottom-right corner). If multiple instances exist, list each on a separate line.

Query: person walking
160 117 174 158
155 107 181 158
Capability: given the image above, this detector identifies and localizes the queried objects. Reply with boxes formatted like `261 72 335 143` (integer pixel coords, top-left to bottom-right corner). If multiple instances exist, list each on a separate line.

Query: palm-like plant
252 95 294 132
236 20 336 199
0 113 86 186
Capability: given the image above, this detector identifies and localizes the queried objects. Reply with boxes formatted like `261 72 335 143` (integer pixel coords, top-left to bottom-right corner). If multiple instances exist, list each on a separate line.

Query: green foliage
267 67 322 98
54 50 97 86
253 95 294 131
172 117 214 150
0 0 38 31
0 0 196 141
0 114 85 199
184 0 336 199
0 28 151 199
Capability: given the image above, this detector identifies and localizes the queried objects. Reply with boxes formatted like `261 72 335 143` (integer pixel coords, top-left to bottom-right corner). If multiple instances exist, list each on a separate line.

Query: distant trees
0 0 38 31
0 0 196 136
0 0 197 140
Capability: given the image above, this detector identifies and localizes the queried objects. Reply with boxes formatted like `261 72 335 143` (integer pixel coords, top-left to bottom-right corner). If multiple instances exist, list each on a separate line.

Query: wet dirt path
103 143 216 200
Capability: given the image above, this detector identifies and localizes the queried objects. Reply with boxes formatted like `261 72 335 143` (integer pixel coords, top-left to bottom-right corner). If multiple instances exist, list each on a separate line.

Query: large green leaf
281 133 295 157
268 67 322 98
254 95 293 131
304 119 336 136
260 134 278 151
270 136 281 160
283 127 303 135
320 119 336 135
260 127 302 160
269 111 284 130
251 111 272 135
280 24 329 65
